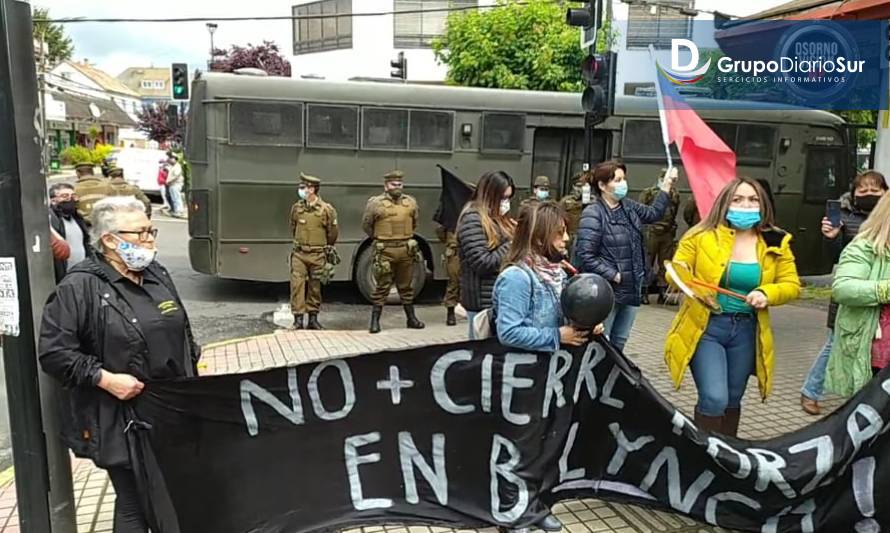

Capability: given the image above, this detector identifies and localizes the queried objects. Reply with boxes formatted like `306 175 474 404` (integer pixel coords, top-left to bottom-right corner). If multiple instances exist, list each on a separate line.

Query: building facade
288 0 496 81
117 67 173 105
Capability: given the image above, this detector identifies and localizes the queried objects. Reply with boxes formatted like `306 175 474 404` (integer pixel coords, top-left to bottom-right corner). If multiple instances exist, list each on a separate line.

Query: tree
837 110 877 148
137 104 186 144
210 41 292 77
32 7 73 66
432 0 585 92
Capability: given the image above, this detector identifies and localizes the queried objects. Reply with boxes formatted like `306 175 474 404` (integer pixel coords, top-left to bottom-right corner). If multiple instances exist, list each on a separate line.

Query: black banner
432 165 473 233
132 338 890 533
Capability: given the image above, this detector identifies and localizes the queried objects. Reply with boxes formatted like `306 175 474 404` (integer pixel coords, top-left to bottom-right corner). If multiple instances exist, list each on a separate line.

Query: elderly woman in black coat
39 196 199 533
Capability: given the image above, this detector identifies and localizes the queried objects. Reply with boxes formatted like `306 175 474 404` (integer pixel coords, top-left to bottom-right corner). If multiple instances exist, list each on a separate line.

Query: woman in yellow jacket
665 177 800 437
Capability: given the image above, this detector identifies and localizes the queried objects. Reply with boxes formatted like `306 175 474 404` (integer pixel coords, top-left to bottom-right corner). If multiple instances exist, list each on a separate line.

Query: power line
36 1 556 24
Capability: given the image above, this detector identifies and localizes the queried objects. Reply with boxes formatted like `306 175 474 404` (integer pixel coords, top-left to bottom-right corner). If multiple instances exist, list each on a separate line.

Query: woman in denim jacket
494 202 603 353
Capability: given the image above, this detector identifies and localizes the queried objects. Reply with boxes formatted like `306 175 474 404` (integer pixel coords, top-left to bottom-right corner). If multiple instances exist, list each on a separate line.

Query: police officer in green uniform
362 170 425 334
560 171 592 254
107 167 152 217
638 168 681 304
289 173 339 330
435 224 460 326
520 175 551 210
73 162 112 225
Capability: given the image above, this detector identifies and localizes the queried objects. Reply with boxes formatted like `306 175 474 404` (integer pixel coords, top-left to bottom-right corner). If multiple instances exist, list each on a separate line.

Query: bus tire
355 244 427 304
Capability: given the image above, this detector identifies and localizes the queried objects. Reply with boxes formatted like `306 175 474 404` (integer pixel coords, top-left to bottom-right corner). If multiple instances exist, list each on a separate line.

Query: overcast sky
34 0 788 78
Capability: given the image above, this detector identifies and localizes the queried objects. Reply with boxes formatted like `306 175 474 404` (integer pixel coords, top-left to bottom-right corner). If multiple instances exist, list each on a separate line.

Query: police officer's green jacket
639 186 680 234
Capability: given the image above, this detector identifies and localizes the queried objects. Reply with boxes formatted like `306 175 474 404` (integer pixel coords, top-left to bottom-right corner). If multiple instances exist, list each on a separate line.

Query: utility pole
1 1 76 532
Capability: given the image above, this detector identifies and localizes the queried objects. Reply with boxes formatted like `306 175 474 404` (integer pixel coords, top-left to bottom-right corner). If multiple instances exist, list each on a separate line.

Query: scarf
526 254 566 302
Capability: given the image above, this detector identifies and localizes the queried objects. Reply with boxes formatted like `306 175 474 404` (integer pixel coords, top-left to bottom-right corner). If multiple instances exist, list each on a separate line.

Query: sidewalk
0 304 841 533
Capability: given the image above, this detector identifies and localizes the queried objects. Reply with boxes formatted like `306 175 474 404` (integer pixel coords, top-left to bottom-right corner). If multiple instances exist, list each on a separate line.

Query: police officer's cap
534 175 550 188
74 162 94 171
299 172 321 186
108 167 124 178
384 170 404 182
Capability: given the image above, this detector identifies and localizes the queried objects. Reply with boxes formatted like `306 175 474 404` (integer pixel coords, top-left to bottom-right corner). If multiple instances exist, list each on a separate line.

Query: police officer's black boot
404 305 425 329
293 314 304 330
446 306 456 326
307 312 324 330
369 306 383 334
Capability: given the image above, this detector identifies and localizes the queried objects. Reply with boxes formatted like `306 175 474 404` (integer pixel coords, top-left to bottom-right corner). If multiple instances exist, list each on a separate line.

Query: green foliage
32 7 73 66
836 110 877 148
432 0 585 92
60 143 114 166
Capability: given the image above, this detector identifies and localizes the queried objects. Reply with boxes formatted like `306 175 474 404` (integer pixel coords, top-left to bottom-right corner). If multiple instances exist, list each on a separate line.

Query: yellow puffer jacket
664 224 801 399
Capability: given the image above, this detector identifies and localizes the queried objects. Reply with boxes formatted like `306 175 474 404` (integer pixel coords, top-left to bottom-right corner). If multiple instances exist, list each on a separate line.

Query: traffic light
581 51 616 124
566 1 597 29
390 52 407 81
170 63 189 101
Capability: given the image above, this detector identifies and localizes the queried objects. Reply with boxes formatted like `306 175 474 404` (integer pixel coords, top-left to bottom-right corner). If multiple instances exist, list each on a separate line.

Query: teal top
717 261 761 314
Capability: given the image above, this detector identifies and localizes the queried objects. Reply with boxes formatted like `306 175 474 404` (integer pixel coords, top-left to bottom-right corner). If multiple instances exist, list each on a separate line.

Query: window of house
707 122 737 150
626 0 693 49
307 104 359 149
481 113 525 153
293 0 352 55
229 100 303 146
362 107 408 150
393 0 477 48
409 110 453 152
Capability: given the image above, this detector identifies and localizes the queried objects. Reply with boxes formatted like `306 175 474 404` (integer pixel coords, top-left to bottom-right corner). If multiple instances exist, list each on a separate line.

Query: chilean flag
654 64 736 219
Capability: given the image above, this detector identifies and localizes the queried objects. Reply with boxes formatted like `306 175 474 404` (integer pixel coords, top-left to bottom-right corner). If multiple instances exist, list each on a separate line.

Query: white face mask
499 198 511 215
581 184 591 205
113 236 157 272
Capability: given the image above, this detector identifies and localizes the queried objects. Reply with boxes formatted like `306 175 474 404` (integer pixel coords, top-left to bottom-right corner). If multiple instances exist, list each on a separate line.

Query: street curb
0 466 14 488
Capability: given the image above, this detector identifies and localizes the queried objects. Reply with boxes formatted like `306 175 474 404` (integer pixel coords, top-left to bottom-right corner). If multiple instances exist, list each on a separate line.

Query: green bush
59 143 115 166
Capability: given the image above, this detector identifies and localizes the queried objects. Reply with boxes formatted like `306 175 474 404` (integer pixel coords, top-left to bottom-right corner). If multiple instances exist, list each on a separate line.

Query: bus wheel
355 245 427 304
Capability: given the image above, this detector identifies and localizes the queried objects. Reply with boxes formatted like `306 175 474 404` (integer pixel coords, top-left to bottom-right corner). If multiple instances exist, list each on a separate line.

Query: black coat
457 209 511 312
574 192 670 306
38 256 199 468
49 208 91 283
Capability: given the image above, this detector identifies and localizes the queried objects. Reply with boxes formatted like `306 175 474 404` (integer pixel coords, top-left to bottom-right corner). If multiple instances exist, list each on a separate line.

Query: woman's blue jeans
467 310 478 340
801 330 833 401
603 304 640 352
689 314 757 417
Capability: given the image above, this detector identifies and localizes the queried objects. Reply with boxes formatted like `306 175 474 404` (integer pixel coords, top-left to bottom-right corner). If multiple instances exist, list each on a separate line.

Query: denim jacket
493 264 565 352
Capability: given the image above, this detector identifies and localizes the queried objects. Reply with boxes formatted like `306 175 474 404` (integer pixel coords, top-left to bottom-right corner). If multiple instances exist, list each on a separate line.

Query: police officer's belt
294 244 326 252
376 239 409 248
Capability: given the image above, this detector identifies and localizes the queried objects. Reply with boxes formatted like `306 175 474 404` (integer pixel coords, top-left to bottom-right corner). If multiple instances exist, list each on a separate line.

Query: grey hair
89 196 148 248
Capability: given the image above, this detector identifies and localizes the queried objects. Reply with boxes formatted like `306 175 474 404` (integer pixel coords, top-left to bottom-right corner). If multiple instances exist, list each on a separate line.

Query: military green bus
185 72 855 301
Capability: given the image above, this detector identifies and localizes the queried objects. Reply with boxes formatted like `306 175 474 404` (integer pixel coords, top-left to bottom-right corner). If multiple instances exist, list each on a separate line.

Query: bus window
804 147 843 203
362 107 408 150
229 100 303 146
621 119 678 159
707 122 737 150
482 113 525 153
409 110 454 152
737 125 776 162
307 104 359 149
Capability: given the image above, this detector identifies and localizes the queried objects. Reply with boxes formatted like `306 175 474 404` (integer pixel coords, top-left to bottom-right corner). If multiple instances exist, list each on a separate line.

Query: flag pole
648 44 673 172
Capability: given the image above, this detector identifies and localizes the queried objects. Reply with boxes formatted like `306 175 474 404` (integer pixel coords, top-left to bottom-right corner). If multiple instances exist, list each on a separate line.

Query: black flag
433 165 474 232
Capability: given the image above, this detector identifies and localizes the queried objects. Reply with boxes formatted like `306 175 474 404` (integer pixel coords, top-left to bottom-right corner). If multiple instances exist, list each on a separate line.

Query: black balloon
561 273 615 328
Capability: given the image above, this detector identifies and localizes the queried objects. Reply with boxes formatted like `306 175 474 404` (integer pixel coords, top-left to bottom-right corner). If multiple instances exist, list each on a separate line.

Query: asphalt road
153 212 451 345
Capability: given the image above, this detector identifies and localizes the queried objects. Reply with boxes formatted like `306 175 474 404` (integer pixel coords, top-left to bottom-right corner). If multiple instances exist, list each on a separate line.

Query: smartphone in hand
826 199 842 228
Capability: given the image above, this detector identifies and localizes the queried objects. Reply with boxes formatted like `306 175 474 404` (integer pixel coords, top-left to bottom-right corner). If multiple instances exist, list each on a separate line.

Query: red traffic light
581 54 607 83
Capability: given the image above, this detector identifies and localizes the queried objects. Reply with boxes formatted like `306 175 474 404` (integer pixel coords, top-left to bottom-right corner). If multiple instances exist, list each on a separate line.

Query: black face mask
854 194 881 213
546 248 567 263
56 200 77 217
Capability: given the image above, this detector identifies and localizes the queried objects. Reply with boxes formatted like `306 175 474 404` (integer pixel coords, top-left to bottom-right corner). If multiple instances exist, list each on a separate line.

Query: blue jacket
574 191 670 306
493 264 565 352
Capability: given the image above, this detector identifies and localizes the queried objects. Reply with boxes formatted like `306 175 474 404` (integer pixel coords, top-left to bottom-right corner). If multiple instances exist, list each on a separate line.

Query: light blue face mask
535 189 549 200
298 189 308 200
726 207 761 229
612 181 628 200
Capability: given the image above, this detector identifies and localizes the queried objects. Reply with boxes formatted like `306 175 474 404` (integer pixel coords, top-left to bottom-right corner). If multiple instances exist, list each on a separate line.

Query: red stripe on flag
662 99 736 219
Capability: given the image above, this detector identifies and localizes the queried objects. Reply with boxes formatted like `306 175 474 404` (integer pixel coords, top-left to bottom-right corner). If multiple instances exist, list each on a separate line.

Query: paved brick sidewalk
0 304 844 533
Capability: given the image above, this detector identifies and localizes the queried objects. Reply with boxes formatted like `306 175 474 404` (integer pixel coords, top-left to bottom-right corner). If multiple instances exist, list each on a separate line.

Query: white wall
289 0 496 81
49 62 142 120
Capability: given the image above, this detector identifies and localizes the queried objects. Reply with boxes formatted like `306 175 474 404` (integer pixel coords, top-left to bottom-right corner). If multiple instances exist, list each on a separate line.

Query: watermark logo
662 39 711 85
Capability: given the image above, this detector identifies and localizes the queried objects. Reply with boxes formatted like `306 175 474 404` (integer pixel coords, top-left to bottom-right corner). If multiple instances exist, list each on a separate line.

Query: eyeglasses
116 228 158 241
